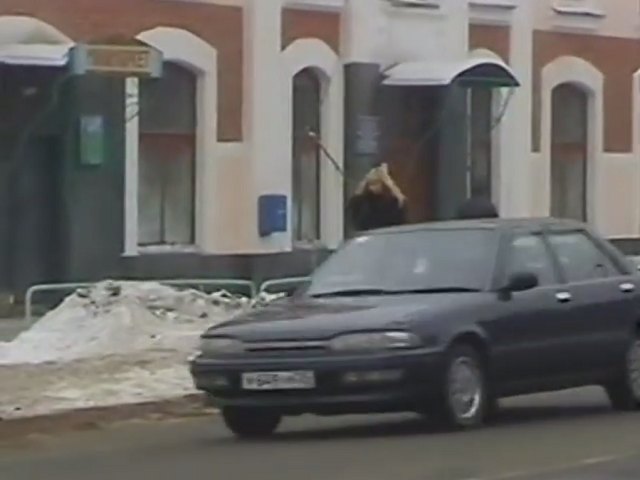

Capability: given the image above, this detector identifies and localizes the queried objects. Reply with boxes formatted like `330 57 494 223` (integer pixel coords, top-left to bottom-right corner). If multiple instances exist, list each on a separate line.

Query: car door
545 227 638 379
489 228 571 391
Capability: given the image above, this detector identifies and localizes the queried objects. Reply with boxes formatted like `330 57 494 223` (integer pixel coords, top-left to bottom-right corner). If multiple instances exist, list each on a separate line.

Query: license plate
241 371 316 390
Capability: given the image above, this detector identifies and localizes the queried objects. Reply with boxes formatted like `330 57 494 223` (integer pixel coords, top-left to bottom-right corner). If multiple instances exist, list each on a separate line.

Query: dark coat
456 197 499 220
347 191 408 232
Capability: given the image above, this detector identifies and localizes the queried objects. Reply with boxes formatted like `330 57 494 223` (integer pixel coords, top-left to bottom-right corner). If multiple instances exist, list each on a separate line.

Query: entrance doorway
379 84 500 222
378 56 519 221
468 87 494 201
379 86 443 223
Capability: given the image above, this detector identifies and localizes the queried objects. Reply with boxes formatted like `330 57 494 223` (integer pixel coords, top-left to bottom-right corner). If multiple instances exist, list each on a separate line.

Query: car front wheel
434 344 488 429
222 407 282 439
605 336 640 411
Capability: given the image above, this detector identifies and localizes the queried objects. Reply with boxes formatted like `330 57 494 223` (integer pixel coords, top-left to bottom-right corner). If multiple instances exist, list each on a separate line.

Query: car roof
366 217 588 236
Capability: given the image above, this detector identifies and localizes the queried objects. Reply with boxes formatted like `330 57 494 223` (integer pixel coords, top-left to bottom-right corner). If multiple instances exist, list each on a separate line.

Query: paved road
1 387 639 480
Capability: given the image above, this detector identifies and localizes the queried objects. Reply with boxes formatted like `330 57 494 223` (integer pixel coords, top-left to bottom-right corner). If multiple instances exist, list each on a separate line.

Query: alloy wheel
447 356 483 421
627 339 640 402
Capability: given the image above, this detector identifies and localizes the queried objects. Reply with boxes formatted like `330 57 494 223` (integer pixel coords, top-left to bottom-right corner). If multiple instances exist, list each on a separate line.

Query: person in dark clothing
456 196 499 220
347 163 408 232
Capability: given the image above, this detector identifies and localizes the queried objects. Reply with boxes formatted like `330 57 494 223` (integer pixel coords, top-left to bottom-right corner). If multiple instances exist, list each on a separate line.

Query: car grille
244 340 328 354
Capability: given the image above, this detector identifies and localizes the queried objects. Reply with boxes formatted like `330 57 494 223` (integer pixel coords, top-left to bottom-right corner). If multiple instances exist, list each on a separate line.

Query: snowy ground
0 351 195 419
0 281 275 420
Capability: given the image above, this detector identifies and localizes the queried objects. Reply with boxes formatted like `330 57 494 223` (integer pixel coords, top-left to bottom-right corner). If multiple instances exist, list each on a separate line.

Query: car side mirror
502 272 539 293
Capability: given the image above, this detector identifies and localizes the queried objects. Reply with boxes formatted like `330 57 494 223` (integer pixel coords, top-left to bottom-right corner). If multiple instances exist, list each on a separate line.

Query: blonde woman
347 163 408 232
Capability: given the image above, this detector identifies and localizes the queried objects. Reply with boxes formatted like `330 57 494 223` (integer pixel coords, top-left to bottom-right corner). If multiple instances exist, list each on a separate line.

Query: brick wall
0 0 244 141
281 7 341 53
469 25 640 155
532 31 640 153
469 24 511 61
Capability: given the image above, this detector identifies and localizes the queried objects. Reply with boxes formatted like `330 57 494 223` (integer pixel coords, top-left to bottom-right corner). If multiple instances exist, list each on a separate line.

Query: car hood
206 293 486 342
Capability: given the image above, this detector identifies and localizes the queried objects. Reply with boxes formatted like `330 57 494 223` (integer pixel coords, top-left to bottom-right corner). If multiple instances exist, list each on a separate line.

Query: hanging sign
70 44 163 78
355 115 381 156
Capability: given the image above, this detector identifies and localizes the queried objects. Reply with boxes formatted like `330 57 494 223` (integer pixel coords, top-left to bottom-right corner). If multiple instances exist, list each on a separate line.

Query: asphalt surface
0 387 639 480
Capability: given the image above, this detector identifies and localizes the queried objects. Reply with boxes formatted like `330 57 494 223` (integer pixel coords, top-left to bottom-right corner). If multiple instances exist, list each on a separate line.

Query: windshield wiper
386 287 482 294
310 288 391 298
310 286 481 298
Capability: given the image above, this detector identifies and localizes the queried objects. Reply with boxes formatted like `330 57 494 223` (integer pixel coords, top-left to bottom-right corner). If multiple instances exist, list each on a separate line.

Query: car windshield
306 228 497 297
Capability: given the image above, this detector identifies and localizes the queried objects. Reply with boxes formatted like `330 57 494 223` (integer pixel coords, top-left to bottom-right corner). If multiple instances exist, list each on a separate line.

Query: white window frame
123 27 218 256
540 56 603 228
281 38 344 250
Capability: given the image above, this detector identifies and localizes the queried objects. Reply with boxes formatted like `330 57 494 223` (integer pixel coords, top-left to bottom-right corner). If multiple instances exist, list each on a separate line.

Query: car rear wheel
605 336 640 411
222 407 282 439
434 344 488 429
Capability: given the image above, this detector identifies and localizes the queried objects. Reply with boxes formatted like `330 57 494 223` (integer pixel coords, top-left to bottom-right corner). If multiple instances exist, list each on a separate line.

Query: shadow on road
224 403 618 444
491 403 613 427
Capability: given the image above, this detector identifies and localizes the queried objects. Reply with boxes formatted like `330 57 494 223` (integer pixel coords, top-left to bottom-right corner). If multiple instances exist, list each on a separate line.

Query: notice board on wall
79 115 105 166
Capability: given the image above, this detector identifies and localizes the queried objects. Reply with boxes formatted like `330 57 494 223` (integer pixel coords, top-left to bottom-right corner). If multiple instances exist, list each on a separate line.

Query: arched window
137 62 196 246
551 83 588 221
292 68 321 243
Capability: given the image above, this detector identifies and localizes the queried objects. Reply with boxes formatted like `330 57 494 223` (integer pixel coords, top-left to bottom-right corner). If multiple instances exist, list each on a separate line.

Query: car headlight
199 337 244 356
329 331 422 352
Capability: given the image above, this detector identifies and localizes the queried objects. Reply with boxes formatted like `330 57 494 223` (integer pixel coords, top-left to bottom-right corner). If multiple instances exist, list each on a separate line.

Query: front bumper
189 349 445 415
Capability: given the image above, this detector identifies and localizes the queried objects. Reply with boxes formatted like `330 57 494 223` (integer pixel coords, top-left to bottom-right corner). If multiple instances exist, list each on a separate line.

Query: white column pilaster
499 0 534 217
244 0 288 251
342 0 386 64
124 77 139 256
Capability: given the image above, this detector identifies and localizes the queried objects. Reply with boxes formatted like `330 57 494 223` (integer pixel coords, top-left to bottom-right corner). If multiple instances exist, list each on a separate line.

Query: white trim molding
631 69 640 237
124 27 219 255
0 15 74 66
550 0 605 32
540 55 604 227
123 77 140 256
0 15 73 45
504 0 533 217
281 38 344 249
552 0 605 18
469 0 517 26
634 70 640 160
284 0 344 12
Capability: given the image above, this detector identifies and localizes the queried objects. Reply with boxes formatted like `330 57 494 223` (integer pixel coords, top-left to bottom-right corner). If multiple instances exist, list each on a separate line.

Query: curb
0 394 216 441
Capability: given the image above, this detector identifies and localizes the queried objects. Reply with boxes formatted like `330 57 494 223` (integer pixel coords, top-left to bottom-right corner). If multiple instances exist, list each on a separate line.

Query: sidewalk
0 350 211 439
0 394 212 443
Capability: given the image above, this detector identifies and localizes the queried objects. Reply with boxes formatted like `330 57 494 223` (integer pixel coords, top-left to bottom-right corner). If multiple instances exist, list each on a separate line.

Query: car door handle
555 291 572 303
620 282 636 293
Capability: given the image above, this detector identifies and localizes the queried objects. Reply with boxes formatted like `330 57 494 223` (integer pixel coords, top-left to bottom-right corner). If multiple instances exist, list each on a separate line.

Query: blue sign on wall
258 194 288 237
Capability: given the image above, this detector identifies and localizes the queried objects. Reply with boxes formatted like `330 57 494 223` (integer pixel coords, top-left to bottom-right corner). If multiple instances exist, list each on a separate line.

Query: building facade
1 0 639 293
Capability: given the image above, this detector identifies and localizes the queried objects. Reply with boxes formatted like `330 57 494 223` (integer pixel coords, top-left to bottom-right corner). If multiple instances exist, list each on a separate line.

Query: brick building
0 0 639 294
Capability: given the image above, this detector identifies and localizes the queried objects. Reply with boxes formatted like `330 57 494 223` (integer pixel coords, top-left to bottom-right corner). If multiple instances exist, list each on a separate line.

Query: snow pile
0 280 248 365
0 352 198 419
0 351 196 419
0 281 289 419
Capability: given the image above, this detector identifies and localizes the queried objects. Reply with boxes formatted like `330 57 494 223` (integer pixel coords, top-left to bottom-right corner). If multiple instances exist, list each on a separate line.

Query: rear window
547 231 623 281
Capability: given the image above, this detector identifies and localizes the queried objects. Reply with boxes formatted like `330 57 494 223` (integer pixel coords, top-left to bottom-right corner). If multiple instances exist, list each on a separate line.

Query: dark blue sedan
190 218 640 438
